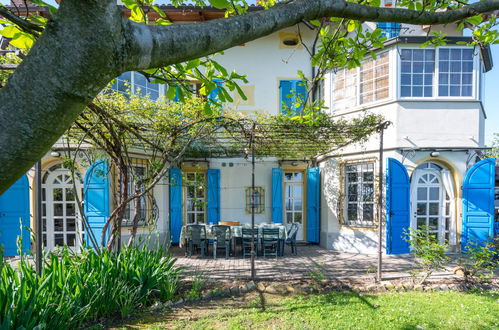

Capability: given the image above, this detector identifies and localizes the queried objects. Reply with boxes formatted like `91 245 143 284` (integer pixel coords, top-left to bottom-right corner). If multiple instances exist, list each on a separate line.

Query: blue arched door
0 175 31 256
386 158 411 254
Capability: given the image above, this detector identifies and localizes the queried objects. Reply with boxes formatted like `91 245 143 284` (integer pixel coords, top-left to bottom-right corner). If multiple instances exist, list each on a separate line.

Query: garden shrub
0 244 181 329
461 237 498 282
403 226 449 284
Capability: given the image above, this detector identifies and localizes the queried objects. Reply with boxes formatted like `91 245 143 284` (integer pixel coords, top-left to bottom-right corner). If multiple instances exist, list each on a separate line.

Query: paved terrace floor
172 244 457 282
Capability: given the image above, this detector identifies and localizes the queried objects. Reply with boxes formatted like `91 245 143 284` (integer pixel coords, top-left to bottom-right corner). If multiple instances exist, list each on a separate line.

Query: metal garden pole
376 122 388 282
250 123 256 280
35 160 43 275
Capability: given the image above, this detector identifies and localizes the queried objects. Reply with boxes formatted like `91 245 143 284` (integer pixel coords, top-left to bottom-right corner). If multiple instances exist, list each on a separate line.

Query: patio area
172 244 456 281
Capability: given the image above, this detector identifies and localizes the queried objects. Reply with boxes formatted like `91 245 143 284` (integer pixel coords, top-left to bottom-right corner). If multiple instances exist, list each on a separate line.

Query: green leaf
166 85 177 100
466 15 483 26
310 20 321 27
0 26 21 39
209 0 230 9
347 21 356 33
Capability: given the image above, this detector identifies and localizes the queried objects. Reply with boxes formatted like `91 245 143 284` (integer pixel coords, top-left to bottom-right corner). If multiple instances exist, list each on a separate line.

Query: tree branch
124 0 499 70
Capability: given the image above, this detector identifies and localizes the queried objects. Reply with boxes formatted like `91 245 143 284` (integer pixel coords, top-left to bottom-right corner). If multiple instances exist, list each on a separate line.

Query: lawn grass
116 289 499 330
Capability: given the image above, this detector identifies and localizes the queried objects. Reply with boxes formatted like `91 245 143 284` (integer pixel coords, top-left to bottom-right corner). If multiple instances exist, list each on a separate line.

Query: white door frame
410 168 447 243
42 164 83 251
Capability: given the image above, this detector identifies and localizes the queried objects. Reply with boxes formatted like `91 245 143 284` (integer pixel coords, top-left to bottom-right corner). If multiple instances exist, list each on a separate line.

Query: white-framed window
123 166 148 227
399 46 478 99
331 52 390 111
111 71 165 100
360 52 390 103
184 171 206 224
284 171 304 225
400 49 435 97
438 48 474 97
344 162 375 227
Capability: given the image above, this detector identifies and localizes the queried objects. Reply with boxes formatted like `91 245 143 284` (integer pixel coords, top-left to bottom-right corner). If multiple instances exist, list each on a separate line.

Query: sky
1 0 498 144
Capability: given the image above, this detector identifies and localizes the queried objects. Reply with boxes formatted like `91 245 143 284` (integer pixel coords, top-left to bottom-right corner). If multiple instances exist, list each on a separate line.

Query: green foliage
403 226 449 284
0 244 181 329
186 271 206 301
461 237 498 282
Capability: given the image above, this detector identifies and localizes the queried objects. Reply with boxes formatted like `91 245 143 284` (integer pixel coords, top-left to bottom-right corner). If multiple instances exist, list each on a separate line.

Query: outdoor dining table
179 223 288 256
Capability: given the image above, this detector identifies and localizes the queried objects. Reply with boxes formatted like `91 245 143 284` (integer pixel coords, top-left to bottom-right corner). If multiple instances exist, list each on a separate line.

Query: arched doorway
411 162 455 245
42 163 83 251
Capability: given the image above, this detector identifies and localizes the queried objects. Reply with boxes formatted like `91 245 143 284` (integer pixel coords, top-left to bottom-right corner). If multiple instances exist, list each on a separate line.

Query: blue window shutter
377 22 400 39
169 168 183 244
84 159 110 249
207 169 221 225
294 81 307 114
386 158 410 254
208 79 223 103
272 168 283 223
279 80 293 114
306 167 320 243
0 175 30 256
462 158 495 250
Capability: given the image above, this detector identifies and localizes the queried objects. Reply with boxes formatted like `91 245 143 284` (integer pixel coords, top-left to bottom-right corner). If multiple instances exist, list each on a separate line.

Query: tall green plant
0 244 181 329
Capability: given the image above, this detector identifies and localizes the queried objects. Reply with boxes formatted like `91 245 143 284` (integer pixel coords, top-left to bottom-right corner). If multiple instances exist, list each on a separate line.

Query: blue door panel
0 175 31 256
84 159 110 248
462 158 495 249
306 167 320 243
169 168 183 244
386 158 410 255
272 168 283 224
207 169 220 225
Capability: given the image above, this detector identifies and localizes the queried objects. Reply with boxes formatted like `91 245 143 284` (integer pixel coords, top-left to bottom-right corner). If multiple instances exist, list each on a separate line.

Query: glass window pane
66 204 75 217
54 203 63 216
54 218 64 231
401 49 412 61
412 86 423 97
429 187 439 200
53 188 63 201
55 234 64 246
417 217 426 229
293 185 302 198
450 49 461 60
197 213 205 224
401 74 411 85
348 173 358 182
67 218 76 231
429 217 439 230
363 184 374 202
363 204 374 222
348 204 357 221
401 61 411 73
439 85 449 96
417 188 427 200
450 73 461 84
401 86 411 97
294 172 303 181
450 61 461 72
439 61 449 72
462 85 472 97
363 172 374 182
413 62 424 73
294 200 302 211
413 74 423 85
429 203 439 215
294 212 302 224
417 203 427 215
413 50 424 61
462 61 473 72
440 49 449 60
66 234 76 247
65 188 75 201
285 173 293 181
424 87 433 97
450 86 460 96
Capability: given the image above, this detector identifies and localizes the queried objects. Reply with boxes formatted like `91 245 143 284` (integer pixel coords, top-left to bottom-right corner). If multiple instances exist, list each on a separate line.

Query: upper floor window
111 71 164 101
400 47 476 99
377 22 401 39
400 49 435 97
332 52 390 111
279 80 307 115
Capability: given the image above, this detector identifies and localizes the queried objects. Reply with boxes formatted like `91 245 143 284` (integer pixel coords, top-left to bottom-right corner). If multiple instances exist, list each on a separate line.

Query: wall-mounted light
430 151 440 157
50 151 60 157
